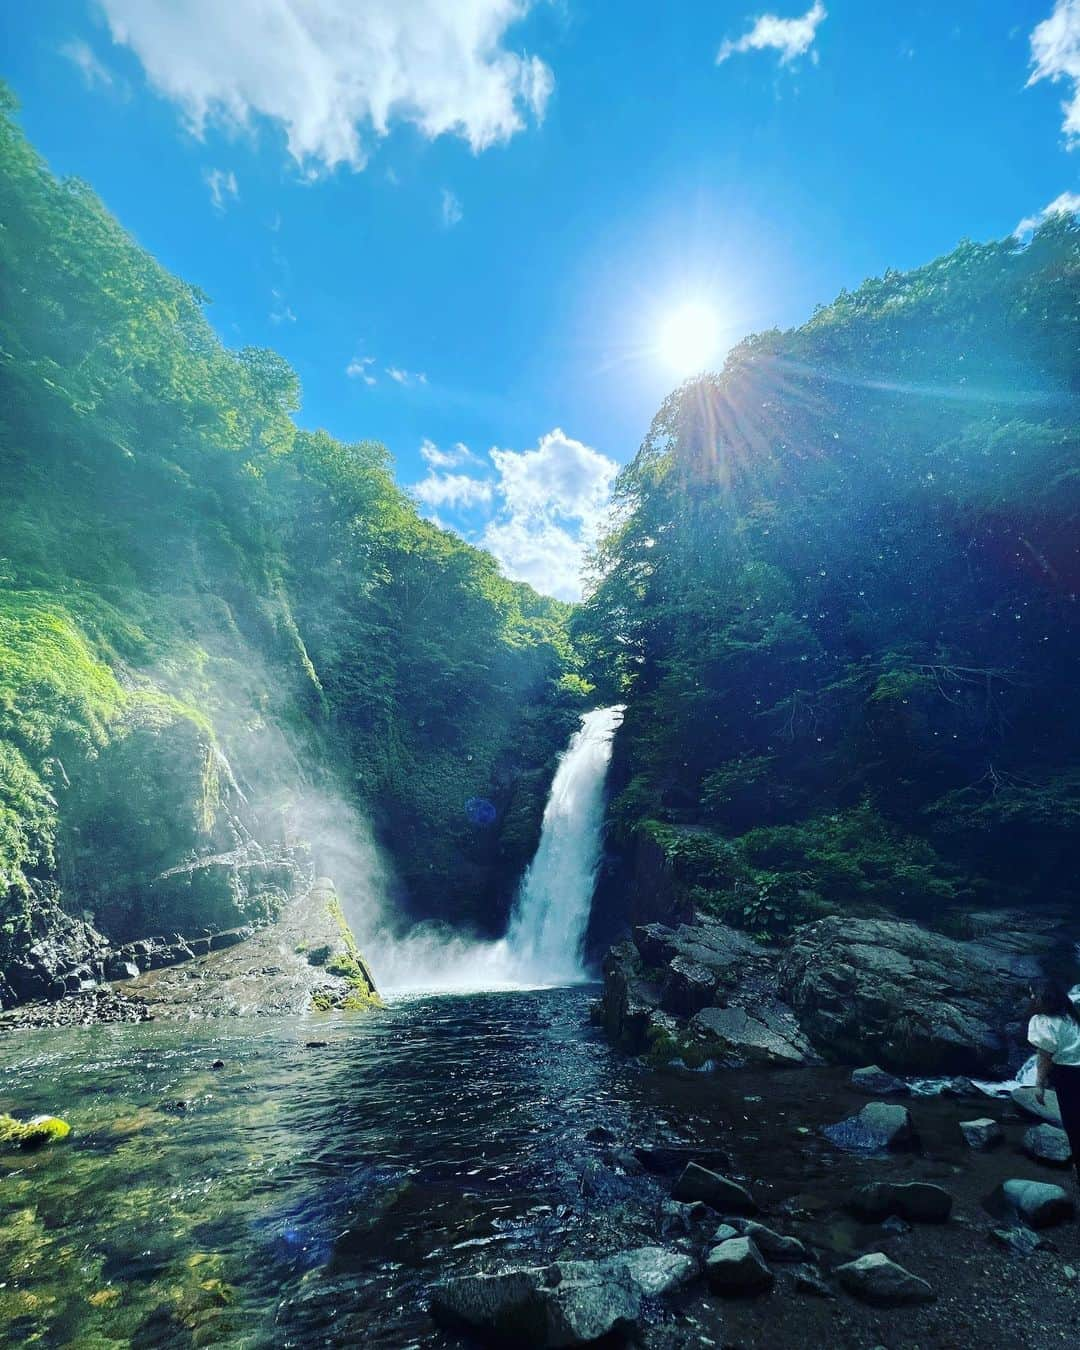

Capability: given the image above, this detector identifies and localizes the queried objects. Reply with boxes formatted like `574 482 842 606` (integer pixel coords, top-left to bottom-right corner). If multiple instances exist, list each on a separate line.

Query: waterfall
503 705 624 985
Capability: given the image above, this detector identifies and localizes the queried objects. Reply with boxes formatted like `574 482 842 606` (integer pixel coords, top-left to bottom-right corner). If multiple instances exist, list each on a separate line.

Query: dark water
0 987 677 1348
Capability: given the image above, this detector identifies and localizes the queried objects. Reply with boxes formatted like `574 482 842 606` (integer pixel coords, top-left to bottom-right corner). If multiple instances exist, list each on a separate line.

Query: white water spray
503 705 624 985
369 706 623 996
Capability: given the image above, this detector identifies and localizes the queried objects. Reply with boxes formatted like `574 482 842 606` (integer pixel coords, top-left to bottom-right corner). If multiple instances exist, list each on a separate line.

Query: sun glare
657 301 721 378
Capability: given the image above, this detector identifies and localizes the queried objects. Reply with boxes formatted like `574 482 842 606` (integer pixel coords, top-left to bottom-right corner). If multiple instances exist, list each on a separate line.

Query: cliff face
0 93 584 1009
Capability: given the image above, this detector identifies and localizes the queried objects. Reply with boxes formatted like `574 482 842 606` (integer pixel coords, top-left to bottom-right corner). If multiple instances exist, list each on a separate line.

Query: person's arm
1035 1049 1053 1105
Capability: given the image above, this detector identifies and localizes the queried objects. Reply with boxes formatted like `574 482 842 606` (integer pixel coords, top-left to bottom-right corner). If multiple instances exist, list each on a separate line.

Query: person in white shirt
1028 978 1080 1186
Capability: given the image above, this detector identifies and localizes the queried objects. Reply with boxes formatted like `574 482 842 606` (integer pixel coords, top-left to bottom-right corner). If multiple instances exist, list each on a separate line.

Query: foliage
0 88 580 940
582 213 1080 929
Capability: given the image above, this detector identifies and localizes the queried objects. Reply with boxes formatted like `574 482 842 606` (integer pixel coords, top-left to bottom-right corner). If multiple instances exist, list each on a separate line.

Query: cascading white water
502 705 624 986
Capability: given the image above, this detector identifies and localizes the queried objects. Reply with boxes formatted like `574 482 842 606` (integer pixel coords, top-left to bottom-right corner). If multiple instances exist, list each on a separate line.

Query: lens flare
657 301 720 377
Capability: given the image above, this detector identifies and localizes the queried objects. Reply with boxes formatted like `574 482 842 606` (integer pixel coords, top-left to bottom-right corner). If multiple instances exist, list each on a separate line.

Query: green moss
314 893 382 1009
0 1113 71 1149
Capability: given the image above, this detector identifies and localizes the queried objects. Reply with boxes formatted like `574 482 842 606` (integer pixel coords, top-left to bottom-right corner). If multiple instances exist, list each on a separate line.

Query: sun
657 301 721 378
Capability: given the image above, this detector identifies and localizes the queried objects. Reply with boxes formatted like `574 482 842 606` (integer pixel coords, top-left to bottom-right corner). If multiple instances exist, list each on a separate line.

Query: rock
598 942 662 1052
606 1147 645 1176
585 1125 617 1144
612 1247 698 1298
704 1237 774 1295
712 1224 740 1243
209 930 245 951
835 1252 934 1306
305 1040 329 1049
822 1102 916 1154
990 1226 1047 1256
633 923 678 967
188 937 212 957
211 1059 225 1070
105 958 141 982
634 1144 731 1175
661 956 718 1017
0 1112 72 1149
780 916 1034 1074
722 1218 808 1261
1002 1179 1075 1229
1023 1124 1073 1165
688 1004 810 1067
431 1260 641 1347
848 1182 952 1224
959 1117 1003 1150
851 1065 908 1095
659 1199 708 1237
881 1215 911 1235
672 1163 757 1214
790 1264 834 1297
1010 1087 1063 1125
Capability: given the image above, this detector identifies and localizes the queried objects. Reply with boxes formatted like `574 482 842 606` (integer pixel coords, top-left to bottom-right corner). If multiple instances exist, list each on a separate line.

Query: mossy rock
0 1112 72 1149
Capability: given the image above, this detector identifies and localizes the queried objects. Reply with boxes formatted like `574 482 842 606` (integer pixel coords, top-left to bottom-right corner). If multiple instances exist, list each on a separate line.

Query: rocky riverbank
0 878 378 1030
598 907 1074 1077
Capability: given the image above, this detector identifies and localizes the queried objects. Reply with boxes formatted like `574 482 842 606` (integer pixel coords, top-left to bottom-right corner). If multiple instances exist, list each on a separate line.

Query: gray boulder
851 1065 908 1095
1002 1179 1075 1229
822 1102 916 1153
780 916 1031 1073
704 1237 774 1294
990 1225 1048 1256
835 1252 934 1306
959 1117 1003 1151
1023 1123 1073 1166
661 956 717 1017
611 1247 698 1298
848 1181 952 1224
672 1163 757 1214
430 1260 640 1347
722 1218 808 1261
598 942 661 1053
1011 1087 1063 1125
689 1004 810 1067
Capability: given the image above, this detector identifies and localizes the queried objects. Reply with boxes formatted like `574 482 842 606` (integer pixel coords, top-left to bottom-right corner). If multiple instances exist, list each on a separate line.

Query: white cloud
412 428 616 600
421 438 476 468
1029 0 1080 146
441 188 464 227
269 288 297 323
717 2 827 67
346 355 377 385
99 0 554 174
1015 190 1080 236
61 38 116 89
204 166 239 211
413 472 494 509
386 366 428 386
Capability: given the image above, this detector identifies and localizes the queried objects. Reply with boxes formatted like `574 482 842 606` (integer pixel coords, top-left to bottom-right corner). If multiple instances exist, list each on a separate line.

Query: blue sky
4 1 1079 598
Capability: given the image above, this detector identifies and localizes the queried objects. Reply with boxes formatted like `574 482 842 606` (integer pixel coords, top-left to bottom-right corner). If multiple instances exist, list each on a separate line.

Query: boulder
835 1252 934 1306
612 1247 697 1298
105 958 141 983
722 1218 808 1261
959 1118 1003 1151
1023 1123 1073 1166
704 1237 773 1294
598 943 661 1052
1011 1087 1064 1126
822 1102 916 1154
672 1163 757 1214
661 957 717 1017
431 1260 640 1347
850 1065 908 1095
848 1181 952 1224
990 1226 1047 1256
659 1200 708 1237
688 1004 810 1068
780 916 1032 1074
1002 1179 1075 1229
789 1264 834 1298
210 929 245 951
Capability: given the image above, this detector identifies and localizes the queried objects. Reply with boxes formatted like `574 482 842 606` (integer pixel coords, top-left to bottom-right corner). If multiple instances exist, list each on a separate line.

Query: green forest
580 213 1080 950
0 86 586 983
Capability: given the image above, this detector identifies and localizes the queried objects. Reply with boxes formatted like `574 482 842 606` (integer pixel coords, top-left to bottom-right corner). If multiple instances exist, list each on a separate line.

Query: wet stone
722 1217 809 1261
1002 1178 1075 1229
851 1065 908 1095
822 1102 916 1153
671 1162 757 1214
959 1117 1003 1150
704 1236 774 1295
836 1252 934 1306
1023 1123 1073 1166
